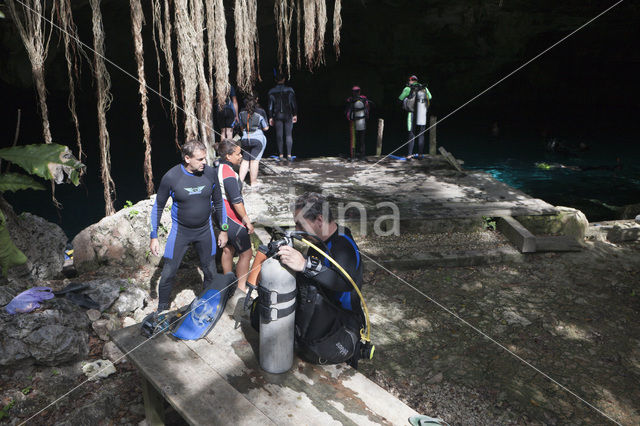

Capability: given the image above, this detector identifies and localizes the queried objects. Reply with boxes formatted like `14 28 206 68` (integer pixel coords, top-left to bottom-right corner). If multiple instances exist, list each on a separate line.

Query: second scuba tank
353 99 367 131
258 258 297 374
415 88 428 125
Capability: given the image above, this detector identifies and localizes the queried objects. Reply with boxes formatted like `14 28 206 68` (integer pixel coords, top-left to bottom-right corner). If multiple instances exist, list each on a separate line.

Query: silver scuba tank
259 257 297 373
353 99 366 131
415 89 428 125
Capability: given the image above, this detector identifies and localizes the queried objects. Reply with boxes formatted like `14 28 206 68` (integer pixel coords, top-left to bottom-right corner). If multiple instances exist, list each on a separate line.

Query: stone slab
496 216 536 253
534 236 584 252
244 158 558 233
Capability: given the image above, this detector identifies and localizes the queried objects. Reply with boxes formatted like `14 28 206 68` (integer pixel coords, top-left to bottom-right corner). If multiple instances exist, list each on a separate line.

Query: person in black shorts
215 85 239 140
238 97 269 186
215 139 255 293
149 139 229 313
268 73 297 163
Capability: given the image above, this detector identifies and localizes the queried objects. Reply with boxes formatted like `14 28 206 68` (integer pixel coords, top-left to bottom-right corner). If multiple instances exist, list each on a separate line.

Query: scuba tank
256 258 297 373
415 89 428 126
352 98 367 131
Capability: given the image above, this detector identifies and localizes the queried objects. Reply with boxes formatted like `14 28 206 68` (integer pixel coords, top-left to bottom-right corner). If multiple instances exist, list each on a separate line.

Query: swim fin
172 273 236 340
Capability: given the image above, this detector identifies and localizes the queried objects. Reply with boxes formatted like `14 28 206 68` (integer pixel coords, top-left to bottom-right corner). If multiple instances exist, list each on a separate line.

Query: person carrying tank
398 75 432 160
345 86 372 160
215 85 239 140
268 73 298 163
237 96 269 186
276 192 368 368
149 139 229 316
215 139 255 294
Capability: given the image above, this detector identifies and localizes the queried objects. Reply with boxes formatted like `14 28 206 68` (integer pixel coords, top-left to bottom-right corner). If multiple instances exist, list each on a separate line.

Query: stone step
362 246 523 270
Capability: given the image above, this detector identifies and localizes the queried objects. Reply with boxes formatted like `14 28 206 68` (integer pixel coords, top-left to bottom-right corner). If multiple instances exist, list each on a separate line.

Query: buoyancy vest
239 111 262 133
402 83 429 112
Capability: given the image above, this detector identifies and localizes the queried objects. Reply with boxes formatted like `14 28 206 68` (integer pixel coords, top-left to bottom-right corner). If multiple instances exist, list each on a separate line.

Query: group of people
214 73 298 186
149 138 366 367
344 74 432 160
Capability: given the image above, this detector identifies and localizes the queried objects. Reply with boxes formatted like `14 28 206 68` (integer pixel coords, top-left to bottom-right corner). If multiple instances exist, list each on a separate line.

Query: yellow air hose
300 238 371 343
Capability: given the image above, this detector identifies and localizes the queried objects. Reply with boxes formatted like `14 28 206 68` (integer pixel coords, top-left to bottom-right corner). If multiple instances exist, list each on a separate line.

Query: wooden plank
376 119 384 156
183 301 419 425
111 326 273 425
429 116 437 156
438 146 463 172
496 216 536 253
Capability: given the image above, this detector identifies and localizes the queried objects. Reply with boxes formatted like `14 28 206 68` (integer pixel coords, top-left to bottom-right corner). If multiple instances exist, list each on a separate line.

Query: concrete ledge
535 236 584 252
497 216 536 253
363 247 523 270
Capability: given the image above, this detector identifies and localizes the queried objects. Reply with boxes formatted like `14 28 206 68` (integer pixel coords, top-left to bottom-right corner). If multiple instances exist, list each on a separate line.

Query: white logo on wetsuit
184 186 205 195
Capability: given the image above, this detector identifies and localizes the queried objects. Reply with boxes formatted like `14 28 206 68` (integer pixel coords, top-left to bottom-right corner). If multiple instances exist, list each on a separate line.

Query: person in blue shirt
215 85 239 141
149 139 229 313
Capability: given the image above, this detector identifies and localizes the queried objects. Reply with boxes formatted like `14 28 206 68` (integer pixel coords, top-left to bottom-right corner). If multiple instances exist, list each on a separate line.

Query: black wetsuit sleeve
150 172 171 239
222 169 243 205
302 238 358 293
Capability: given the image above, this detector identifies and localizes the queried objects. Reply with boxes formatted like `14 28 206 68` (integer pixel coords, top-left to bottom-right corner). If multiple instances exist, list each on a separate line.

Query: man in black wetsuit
278 192 366 367
268 73 298 163
150 139 229 313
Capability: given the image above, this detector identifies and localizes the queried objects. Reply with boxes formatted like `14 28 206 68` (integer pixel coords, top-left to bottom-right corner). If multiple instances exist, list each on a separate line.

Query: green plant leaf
0 144 85 186
0 172 46 192
0 211 27 276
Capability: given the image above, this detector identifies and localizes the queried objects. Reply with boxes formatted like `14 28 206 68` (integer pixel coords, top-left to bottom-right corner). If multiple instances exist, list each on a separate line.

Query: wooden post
376 118 384 156
142 377 166 426
429 115 437 156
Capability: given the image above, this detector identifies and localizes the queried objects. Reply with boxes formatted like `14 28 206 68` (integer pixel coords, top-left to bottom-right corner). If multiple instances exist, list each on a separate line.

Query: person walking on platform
398 75 432 160
149 139 229 315
268 73 298 163
216 85 239 140
215 139 254 294
237 97 269 186
345 86 372 160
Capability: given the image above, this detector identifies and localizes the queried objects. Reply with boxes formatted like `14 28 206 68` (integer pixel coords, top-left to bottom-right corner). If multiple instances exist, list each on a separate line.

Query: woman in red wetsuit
216 139 255 293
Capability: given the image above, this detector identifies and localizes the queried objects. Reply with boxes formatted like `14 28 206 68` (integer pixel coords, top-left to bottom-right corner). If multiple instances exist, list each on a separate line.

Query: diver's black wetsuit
150 164 227 311
296 226 364 344
268 84 297 158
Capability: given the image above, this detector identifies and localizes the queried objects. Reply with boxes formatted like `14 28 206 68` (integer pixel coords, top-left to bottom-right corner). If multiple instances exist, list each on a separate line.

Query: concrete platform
112 296 419 425
246 157 558 231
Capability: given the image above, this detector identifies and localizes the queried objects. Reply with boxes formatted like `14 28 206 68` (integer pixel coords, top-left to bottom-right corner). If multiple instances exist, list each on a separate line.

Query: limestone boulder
516 206 589 241
71 196 172 273
3 208 67 282
0 298 89 366
112 286 147 317
83 278 126 312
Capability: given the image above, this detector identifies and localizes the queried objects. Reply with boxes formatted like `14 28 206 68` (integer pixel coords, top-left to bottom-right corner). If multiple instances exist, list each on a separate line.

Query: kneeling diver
248 192 373 370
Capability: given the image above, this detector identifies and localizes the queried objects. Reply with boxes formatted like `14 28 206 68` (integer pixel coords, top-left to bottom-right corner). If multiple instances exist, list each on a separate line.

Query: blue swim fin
172 273 236 340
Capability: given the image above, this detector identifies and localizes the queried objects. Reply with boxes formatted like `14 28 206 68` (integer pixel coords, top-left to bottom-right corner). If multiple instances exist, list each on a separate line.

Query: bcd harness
240 111 262 133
